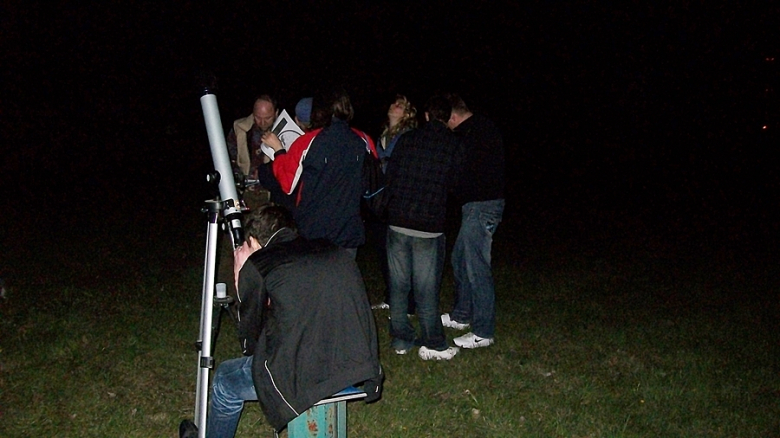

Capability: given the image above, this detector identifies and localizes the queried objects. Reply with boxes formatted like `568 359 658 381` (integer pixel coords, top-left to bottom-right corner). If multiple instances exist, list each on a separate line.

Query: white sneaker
418 346 459 361
453 332 494 349
394 348 408 355
371 302 390 310
441 313 470 330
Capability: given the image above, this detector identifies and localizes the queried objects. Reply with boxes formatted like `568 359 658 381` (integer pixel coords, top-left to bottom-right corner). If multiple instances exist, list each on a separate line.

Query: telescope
192 80 243 438
200 85 244 250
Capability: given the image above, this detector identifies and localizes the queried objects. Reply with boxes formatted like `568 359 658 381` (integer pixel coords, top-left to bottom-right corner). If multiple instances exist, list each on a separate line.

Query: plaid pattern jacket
385 120 464 233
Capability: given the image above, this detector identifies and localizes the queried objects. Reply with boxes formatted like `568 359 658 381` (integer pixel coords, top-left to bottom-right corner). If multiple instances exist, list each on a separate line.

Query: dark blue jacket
294 119 367 248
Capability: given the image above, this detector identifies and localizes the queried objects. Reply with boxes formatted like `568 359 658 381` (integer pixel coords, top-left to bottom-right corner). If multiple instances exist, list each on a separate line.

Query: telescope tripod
193 199 236 438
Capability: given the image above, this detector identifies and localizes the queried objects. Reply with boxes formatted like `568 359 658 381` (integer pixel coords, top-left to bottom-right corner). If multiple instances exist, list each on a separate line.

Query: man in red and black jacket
264 87 376 257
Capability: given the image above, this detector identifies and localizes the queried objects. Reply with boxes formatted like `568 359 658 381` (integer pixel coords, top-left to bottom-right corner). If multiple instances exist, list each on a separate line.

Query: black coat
452 114 505 203
236 228 382 431
385 120 463 233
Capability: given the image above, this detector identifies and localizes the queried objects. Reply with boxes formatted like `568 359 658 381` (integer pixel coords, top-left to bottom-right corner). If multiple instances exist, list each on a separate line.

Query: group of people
180 87 505 438
376 93 506 360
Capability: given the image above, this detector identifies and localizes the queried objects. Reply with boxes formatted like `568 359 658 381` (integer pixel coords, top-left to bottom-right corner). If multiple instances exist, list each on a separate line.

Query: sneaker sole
443 323 470 330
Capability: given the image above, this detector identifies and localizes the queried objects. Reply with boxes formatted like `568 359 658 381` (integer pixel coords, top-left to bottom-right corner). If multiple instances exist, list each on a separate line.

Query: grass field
1 199 778 437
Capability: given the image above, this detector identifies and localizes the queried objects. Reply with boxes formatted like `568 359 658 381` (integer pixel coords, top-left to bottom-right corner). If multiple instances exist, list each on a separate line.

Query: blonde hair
382 95 418 139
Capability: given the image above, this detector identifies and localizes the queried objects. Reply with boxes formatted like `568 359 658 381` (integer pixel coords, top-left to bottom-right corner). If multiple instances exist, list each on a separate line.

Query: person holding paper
224 95 279 210
254 104 305 213
226 95 278 179
259 107 305 161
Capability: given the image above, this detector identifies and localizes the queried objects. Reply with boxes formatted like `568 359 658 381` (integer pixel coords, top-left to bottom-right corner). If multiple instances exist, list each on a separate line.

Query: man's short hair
445 93 470 115
244 204 296 245
255 94 278 110
425 95 452 123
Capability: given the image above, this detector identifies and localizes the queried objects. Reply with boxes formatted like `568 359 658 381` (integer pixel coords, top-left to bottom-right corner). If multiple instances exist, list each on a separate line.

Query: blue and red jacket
272 119 376 248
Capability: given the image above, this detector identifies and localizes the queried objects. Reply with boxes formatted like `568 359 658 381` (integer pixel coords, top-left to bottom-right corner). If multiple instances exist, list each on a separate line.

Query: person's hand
233 240 255 292
262 132 283 152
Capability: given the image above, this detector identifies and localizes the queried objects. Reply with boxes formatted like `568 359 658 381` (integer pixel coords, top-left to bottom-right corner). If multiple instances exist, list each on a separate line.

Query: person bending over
180 204 383 438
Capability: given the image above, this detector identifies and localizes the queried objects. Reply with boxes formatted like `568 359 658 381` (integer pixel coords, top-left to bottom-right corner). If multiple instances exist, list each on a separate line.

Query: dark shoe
179 419 198 438
363 366 384 403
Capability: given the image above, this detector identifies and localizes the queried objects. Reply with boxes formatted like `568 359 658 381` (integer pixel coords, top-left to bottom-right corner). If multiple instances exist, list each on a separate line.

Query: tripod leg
194 203 220 437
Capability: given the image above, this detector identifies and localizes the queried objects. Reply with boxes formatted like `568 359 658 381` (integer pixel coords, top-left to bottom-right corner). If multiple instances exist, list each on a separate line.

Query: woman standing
369 95 418 310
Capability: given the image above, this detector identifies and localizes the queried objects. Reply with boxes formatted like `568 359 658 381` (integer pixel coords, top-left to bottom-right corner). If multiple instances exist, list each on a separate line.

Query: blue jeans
387 228 447 351
206 356 258 438
365 219 415 313
450 199 505 339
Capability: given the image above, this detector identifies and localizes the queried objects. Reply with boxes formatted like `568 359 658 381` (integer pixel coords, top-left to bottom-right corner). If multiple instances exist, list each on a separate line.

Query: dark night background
1 1 778 272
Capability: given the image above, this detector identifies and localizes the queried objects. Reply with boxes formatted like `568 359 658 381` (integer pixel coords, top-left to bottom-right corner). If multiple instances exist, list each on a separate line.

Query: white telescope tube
200 90 244 249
